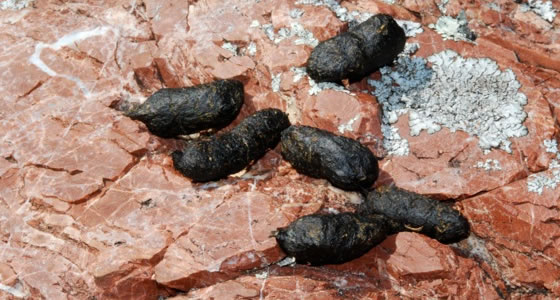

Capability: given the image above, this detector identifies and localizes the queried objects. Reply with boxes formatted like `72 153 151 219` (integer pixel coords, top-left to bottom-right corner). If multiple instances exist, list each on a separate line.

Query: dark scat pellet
306 14 406 83
275 213 388 265
172 108 290 182
361 185 470 244
126 79 244 138
280 125 379 191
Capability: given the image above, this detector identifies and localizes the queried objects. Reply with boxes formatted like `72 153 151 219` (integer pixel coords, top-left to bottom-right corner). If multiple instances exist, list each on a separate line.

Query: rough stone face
1 0 560 299
153 192 289 291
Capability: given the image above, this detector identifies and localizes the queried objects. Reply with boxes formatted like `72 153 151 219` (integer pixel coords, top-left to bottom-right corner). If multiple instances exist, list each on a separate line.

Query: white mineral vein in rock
369 50 528 156
29 26 115 97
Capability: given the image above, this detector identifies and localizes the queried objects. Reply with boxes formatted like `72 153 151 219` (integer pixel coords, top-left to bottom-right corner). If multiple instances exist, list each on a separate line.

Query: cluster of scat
368 50 529 156
528 139 560 195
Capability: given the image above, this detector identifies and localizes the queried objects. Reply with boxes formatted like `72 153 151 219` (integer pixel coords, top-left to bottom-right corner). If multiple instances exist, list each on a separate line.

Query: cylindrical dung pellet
281 125 379 190
361 185 470 244
172 108 290 182
275 213 388 265
306 14 406 83
127 79 244 138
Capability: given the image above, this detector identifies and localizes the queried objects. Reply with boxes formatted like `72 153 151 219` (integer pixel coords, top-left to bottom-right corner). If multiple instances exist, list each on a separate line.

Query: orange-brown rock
1 0 560 299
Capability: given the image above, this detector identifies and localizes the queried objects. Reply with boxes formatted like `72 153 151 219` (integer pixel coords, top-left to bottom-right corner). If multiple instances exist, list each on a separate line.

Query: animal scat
280 125 379 191
172 108 291 182
126 79 244 138
360 185 470 244
275 213 388 265
306 14 406 83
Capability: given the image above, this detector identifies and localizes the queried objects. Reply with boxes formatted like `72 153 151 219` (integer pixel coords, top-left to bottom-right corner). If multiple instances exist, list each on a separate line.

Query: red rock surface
1 0 559 299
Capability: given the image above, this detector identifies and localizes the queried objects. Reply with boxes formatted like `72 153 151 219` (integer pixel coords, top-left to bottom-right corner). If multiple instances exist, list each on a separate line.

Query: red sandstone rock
153 192 288 291
1 0 560 299
461 175 560 295
301 90 383 147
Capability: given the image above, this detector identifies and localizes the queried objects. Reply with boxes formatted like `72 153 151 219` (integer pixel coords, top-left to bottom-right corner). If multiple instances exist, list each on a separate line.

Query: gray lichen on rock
369 50 529 155
520 0 557 23
429 11 476 42
260 23 318 47
288 67 352 96
544 139 559 153
295 0 373 24
0 0 34 10
396 20 423 38
473 159 502 171
528 140 560 194
271 73 282 93
221 42 238 56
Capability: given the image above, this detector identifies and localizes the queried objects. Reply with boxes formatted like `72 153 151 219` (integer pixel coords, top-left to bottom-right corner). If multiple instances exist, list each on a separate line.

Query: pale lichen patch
221 42 238 56
289 67 352 96
245 42 257 56
396 20 423 38
429 11 476 42
520 0 557 23
260 22 318 47
295 0 372 24
369 50 528 156
338 114 361 134
544 139 558 153
473 159 502 171
527 141 560 195
0 0 34 10
271 73 282 93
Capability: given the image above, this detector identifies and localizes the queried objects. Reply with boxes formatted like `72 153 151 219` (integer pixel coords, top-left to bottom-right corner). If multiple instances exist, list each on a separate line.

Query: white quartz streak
29 26 115 97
